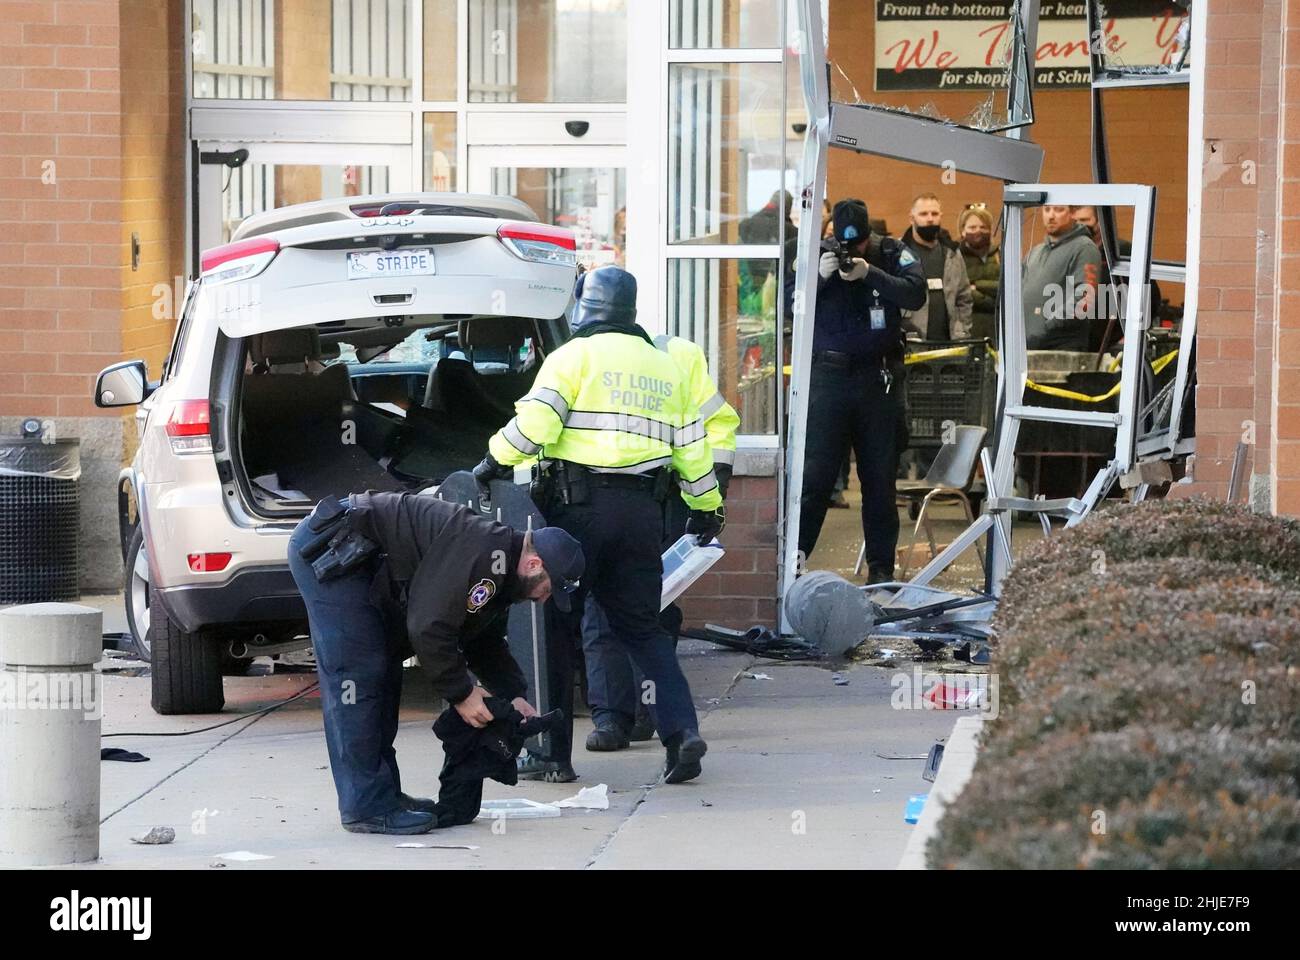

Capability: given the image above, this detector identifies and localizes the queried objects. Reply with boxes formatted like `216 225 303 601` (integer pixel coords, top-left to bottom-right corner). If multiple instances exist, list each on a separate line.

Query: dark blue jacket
800 240 927 362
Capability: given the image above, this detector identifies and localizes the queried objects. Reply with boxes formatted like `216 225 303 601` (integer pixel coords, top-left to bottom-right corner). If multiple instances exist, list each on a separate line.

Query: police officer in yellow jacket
582 332 740 751
474 266 722 784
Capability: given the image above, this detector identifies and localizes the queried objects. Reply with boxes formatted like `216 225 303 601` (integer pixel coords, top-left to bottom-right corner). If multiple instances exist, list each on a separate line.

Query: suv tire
150 601 225 715
124 526 152 662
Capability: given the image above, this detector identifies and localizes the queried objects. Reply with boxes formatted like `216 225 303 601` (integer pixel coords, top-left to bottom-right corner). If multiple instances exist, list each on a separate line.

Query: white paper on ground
395 842 480 849
215 850 274 862
477 798 562 820
555 783 610 810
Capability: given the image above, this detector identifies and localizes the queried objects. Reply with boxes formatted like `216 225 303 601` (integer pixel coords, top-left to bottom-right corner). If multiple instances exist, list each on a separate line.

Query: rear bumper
155 565 306 634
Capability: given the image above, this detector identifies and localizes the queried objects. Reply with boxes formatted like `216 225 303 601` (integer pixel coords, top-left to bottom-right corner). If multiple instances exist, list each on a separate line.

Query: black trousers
549 485 700 761
799 361 903 575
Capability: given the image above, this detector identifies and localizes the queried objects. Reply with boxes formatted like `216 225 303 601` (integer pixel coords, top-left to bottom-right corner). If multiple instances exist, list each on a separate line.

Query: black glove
686 505 725 545
714 463 733 501
472 454 511 496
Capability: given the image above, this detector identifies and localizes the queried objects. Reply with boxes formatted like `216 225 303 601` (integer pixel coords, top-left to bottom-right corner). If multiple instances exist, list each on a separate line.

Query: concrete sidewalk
77 609 954 870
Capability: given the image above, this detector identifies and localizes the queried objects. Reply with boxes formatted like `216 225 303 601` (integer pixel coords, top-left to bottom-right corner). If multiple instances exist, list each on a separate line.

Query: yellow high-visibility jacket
488 330 722 511
654 334 740 469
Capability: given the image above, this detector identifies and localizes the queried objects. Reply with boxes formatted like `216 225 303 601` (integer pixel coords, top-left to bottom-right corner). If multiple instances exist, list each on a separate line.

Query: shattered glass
828 1 1033 134
1095 0 1193 76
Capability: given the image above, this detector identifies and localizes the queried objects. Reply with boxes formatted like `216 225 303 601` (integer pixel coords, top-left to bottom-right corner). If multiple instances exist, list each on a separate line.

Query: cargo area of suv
218 313 564 516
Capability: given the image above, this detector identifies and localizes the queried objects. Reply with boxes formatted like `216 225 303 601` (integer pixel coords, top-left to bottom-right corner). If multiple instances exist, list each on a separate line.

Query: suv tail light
164 399 212 454
200 238 281 284
497 222 577 266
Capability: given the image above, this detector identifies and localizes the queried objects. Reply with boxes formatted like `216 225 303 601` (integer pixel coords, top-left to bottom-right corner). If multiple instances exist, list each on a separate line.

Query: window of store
654 0 797 440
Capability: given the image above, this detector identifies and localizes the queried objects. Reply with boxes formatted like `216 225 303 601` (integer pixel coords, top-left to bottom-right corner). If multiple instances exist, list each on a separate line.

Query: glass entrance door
468 146 627 270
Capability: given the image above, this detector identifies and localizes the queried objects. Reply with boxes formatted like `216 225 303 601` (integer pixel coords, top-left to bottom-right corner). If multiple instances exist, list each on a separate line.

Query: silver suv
95 193 577 714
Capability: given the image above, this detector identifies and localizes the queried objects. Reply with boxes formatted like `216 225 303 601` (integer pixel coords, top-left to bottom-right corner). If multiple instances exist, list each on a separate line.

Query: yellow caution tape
784 345 1179 407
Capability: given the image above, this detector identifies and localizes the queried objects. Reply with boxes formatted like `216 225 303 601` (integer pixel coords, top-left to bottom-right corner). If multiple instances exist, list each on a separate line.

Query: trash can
0 431 81 604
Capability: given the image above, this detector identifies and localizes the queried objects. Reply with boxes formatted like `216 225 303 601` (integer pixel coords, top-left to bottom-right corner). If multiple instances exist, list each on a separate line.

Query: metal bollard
0 603 103 866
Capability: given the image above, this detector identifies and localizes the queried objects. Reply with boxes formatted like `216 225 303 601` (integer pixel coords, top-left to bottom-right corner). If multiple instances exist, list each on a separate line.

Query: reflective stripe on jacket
488 330 723 511
654 334 740 468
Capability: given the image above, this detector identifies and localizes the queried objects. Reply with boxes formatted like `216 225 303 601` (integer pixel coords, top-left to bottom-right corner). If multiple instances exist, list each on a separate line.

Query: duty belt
812 350 885 371
565 462 660 491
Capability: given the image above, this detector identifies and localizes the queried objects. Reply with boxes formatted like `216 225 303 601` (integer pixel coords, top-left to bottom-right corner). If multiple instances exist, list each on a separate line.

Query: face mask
964 232 990 252
916 224 941 243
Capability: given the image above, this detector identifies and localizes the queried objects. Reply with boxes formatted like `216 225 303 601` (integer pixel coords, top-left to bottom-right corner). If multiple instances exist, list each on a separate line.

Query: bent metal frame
780 0 1201 633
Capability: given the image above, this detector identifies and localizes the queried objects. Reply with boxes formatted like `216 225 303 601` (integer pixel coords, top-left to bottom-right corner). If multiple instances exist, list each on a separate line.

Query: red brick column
676 468 780 631
1271 0 1300 514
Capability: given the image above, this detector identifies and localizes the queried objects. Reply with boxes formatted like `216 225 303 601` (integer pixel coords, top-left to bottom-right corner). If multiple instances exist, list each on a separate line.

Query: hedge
928 498 1300 869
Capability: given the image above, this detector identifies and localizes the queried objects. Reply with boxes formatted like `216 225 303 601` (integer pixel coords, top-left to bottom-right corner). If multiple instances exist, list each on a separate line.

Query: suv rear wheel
149 601 225 715
124 526 152 661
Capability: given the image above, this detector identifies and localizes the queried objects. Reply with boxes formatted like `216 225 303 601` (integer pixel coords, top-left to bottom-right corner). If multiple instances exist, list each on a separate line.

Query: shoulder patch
897 248 917 268
467 578 497 613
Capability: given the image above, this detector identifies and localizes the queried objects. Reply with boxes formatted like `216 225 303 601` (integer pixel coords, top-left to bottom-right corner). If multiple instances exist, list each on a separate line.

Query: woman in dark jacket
959 204 1001 342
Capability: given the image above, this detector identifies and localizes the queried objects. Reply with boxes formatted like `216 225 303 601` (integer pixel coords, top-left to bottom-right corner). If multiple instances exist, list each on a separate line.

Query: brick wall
120 0 185 386
1271 0 1300 513
676 473 780 630
1179 1 1267 501
0 0 122 421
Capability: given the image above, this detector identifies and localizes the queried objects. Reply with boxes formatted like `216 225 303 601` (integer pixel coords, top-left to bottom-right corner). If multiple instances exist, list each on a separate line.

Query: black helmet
572 266 638 330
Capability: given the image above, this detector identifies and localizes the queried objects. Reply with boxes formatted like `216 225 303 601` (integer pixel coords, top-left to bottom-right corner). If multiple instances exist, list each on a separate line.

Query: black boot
585 722 630 752
516 752 579 783
865 565 894 586
663 729 707 784
398 792 439 814
628 707 656 742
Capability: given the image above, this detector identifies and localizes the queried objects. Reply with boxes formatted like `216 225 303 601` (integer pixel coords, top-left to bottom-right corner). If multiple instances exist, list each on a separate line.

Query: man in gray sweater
1022 205 1103 351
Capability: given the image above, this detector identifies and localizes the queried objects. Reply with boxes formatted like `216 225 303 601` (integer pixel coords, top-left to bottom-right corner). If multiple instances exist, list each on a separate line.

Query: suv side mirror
95 360 151 408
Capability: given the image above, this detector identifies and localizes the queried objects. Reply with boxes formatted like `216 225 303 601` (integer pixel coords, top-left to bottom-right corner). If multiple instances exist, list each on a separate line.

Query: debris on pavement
477 798 561 819
216 850 275 862
904 794 928 824
831 672 850 685
396 842 480 850
742 672 773 680
130 826 175 845
101 748 149 763
923 743 945 782
555 783 609 810
875 752 929 760
686 624 822 661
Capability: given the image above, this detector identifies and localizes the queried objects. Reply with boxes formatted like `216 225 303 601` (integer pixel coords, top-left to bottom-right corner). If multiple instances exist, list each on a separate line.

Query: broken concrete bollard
783 571 878 657
0 603 103 866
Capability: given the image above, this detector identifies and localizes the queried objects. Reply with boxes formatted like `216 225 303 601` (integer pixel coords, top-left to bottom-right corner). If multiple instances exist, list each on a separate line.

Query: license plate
347 248 435 279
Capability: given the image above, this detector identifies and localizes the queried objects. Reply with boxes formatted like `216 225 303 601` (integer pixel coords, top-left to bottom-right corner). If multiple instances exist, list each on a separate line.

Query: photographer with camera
799 198 927 583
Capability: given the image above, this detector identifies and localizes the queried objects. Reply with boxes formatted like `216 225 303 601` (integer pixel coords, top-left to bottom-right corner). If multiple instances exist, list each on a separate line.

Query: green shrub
929 728 1300 870
930 500 1300 869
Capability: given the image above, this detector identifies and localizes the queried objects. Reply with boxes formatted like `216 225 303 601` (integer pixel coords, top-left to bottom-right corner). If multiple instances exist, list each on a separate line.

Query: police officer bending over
287 492 584 835
799 198 927 583
474 265 724 785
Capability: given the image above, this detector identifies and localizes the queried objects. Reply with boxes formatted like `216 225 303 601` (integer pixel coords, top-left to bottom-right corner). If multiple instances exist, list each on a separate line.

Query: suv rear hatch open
199 195 577 519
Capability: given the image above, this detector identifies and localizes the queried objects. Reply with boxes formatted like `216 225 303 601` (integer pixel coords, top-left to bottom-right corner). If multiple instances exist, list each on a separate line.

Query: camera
821 236 856 273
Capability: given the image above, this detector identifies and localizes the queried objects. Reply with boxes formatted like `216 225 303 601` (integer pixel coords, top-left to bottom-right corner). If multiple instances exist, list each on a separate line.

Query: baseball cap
531 527 585 612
